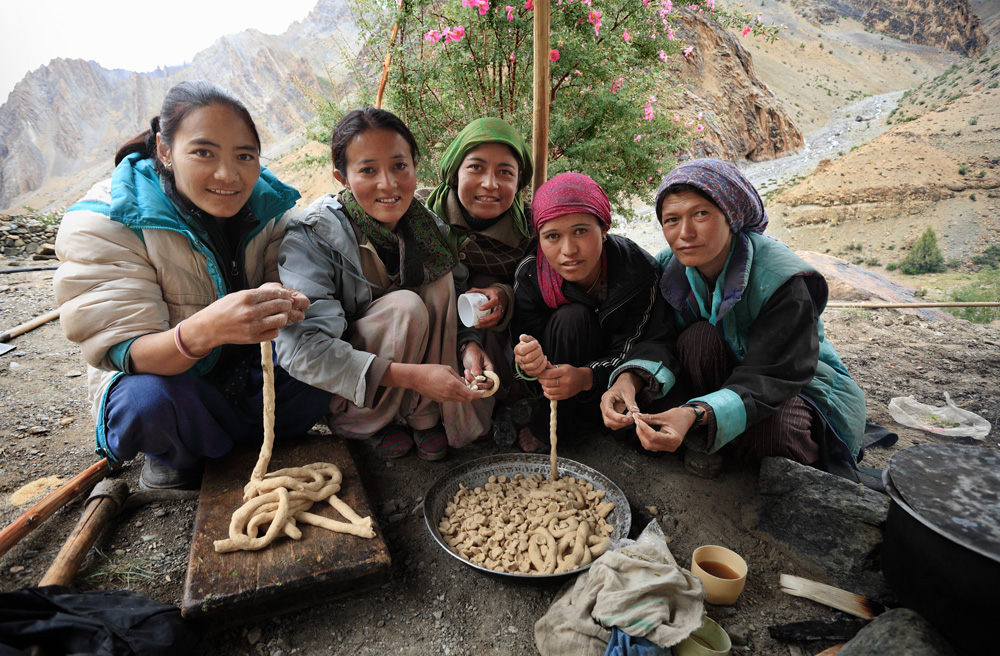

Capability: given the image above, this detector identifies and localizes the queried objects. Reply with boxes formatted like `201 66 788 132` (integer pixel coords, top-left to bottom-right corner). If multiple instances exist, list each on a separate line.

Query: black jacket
511 234 679 402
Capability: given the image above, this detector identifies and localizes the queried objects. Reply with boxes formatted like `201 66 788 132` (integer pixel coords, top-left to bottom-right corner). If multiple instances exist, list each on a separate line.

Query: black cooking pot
881 443 1000 656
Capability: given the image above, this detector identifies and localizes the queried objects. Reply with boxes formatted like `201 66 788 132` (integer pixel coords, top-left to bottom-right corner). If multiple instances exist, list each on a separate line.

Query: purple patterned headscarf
532 172 612 309
654 158 768 234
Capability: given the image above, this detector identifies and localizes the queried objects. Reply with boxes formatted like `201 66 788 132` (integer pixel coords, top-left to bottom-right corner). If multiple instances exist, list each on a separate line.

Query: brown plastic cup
690 545 747 606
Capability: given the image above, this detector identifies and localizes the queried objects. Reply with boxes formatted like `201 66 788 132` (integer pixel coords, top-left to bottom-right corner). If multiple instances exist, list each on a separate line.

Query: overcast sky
1 0 320 104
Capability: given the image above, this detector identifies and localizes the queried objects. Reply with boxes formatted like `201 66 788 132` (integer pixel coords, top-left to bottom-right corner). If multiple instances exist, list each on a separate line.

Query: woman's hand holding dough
600 372 643 430
514 334 548 378
633 406 697 452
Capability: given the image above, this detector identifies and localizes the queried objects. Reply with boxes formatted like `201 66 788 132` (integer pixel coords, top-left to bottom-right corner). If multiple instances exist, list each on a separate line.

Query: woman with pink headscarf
511 173 678 452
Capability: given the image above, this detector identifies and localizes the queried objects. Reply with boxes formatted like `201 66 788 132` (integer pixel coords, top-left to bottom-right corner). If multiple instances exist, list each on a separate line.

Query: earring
163 161 172 170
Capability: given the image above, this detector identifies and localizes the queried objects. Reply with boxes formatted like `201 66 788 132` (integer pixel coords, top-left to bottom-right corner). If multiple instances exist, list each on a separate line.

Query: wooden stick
0 308 60 343
549 399 558 481
38 479 129 586
0 458 115 559
375 1 404 109
827 301 1000 309
532 0 551 192
779 574 885 620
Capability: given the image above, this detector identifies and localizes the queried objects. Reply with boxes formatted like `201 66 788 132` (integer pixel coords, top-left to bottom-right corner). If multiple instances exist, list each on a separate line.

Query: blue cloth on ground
604 627 670 656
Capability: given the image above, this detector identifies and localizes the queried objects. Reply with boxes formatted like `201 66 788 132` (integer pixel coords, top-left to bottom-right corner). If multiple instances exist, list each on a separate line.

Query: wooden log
0 458 115 559
38 478 130 586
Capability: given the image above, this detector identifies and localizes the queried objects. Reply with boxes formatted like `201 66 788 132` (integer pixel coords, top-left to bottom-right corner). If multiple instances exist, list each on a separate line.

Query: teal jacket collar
109 153 299 236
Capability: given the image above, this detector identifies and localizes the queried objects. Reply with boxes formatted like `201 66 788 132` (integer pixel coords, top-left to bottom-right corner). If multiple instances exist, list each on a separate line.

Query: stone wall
1 215 59 260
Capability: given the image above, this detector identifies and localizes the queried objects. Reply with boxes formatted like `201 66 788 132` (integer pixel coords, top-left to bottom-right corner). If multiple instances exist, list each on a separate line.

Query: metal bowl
423 453 632 579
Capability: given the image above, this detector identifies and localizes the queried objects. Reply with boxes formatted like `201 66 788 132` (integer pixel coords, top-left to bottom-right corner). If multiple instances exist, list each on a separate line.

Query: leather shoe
139 456 201 491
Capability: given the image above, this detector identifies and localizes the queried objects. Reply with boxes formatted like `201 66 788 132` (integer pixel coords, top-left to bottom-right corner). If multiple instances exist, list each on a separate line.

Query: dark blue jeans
103 352 332 469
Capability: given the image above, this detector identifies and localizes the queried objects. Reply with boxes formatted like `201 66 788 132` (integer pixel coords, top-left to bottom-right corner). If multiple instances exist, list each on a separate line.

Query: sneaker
413 425 448 461
684 448 724 479
139 456 201 490
373 425 414 459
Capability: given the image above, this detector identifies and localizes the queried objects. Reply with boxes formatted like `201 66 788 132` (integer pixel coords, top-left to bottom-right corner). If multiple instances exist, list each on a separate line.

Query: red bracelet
173 320 202 360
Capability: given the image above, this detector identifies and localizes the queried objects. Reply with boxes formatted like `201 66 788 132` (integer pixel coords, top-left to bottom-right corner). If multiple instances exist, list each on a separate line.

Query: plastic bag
611 520 678 566
887 392 991 440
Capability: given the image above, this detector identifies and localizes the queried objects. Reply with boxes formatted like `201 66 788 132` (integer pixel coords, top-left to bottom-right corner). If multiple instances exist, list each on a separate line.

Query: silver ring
556 377 560 387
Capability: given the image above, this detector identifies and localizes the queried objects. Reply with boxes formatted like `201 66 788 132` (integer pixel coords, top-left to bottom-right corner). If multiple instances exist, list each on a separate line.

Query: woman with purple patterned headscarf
602 158 869 483
510 172 678 453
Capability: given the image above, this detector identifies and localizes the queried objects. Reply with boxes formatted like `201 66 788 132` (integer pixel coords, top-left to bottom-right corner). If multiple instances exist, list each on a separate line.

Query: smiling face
659 189 734 282
156 103 260 219
456 142 520 221
334 127 416 232
538 212 606 291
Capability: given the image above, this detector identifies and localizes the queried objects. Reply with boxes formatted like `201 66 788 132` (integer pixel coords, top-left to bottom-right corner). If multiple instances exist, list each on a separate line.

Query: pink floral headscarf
531 172 612 308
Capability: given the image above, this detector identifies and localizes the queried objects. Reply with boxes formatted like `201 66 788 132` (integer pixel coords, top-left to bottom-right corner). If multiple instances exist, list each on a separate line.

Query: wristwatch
683 403 705 428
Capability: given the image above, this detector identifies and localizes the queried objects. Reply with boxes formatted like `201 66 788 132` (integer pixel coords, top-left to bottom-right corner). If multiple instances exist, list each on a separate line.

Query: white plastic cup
458 292 490 327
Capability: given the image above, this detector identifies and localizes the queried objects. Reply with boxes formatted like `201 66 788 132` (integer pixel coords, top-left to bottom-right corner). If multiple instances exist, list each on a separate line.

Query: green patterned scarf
341 190 457 289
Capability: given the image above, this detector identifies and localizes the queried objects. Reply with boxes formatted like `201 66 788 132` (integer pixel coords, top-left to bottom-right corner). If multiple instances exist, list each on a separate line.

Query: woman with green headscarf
423 118 534 428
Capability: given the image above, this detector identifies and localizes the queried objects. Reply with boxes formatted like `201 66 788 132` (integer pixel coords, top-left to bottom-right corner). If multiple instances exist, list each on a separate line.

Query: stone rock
668 8 804 163
742 457 890 595
838 608 957 656
797 0 987 57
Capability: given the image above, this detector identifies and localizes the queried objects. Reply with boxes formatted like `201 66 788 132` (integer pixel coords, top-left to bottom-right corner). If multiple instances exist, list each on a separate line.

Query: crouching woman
601 158 866 478
54 81 332 490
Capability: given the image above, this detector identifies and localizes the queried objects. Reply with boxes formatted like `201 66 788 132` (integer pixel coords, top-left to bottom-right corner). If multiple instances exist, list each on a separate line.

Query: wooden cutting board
182 435 390 628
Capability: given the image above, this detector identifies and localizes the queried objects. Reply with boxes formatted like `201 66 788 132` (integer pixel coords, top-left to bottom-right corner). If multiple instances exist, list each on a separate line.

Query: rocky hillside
797 0 988 56
766 43 1000 264
0 0 356 211
668 7 804 163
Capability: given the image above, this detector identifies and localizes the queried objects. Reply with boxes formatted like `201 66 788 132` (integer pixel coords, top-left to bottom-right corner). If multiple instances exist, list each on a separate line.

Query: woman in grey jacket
276 108 492 462
54 81 331 490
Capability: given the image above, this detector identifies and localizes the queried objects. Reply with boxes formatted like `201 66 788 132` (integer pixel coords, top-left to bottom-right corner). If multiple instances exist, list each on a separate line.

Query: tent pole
532 0 551 193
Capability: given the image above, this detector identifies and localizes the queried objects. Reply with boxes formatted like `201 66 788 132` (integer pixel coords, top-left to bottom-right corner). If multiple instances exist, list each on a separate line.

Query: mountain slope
0 0 356 211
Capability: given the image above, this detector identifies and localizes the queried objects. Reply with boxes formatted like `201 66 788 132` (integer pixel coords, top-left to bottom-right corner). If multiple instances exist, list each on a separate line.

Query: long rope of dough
549 399 558 481
214 342 375 553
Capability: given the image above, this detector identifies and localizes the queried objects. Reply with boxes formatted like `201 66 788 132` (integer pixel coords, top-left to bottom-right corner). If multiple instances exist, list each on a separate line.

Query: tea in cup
690 545 747 606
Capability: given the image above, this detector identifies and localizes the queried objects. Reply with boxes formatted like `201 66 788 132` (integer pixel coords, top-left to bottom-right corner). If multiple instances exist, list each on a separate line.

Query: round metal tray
423 453 632 579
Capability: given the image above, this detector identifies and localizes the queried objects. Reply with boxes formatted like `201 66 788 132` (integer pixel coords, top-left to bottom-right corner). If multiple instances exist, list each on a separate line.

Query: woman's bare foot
518 426 546 453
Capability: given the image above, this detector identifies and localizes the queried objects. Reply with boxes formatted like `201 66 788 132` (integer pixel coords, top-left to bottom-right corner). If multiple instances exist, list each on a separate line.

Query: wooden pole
532 0 551 192
0 458 115 560
826 301 1000 309
375 0 405 109
38 479 130 587
0 308 60 343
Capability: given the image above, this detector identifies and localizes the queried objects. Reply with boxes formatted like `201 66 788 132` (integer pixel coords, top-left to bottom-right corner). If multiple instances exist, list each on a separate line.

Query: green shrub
969 116 979 125
959 165 969 175
947 268 1000 323
886 262 898 271
899 227 945 275
971 244 1000 268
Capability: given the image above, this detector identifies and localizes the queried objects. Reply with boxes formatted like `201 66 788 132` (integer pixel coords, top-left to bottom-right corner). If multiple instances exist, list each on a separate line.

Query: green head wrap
425 117 533 241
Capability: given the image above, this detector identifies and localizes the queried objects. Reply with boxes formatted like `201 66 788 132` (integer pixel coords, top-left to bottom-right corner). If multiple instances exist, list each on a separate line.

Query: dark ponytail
113 81 261 179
